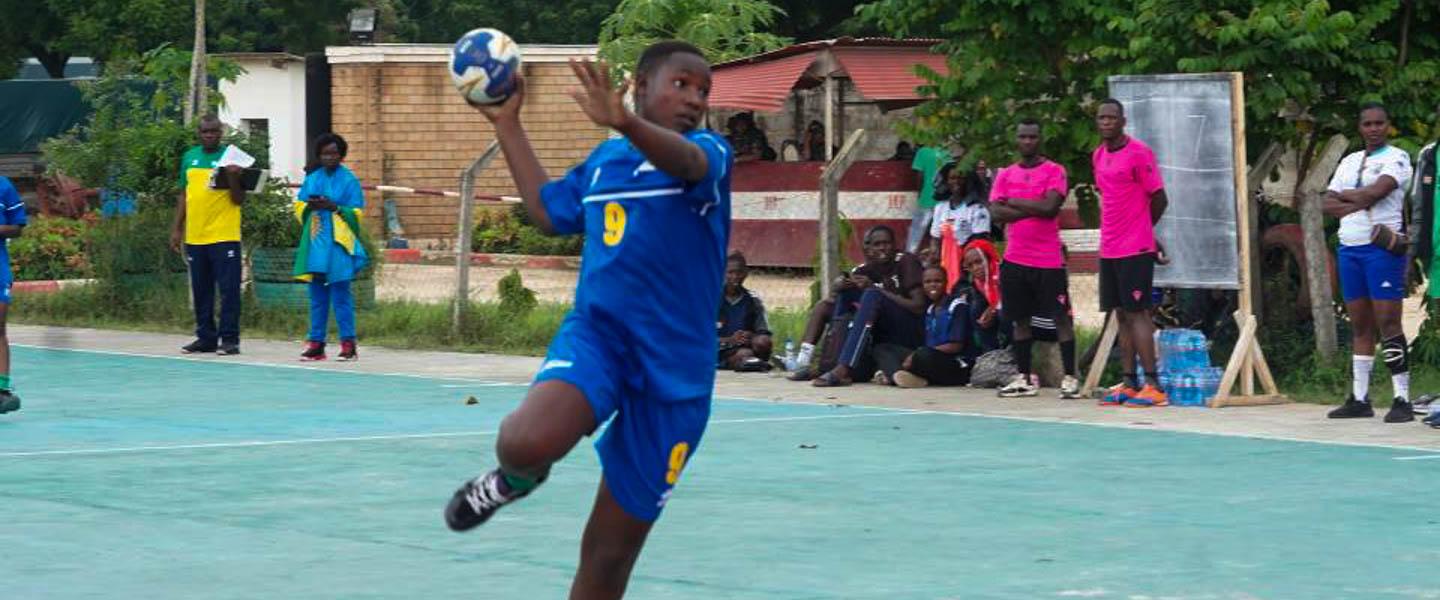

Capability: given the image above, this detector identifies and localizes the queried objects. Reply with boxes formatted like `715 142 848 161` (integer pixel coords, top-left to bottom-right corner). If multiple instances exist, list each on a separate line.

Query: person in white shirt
1323 102 1415 422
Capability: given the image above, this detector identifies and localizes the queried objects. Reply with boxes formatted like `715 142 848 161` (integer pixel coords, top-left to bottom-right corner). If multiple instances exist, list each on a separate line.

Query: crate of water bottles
1154 328 1223 407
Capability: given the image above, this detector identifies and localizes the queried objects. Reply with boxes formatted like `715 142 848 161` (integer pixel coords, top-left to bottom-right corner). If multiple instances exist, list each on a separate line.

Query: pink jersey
1092 137 1165 259
989 160 1068 269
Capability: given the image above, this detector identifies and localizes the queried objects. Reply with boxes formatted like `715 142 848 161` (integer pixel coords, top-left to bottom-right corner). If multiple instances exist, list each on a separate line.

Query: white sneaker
998 373 1039 398
1059 375 1081 399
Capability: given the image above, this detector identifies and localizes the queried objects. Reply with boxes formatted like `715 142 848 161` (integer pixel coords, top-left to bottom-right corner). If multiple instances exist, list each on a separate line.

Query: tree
385 0 619 45
769 0 879 41
598 0 792 73
0 0 190 78
860 0 1440 356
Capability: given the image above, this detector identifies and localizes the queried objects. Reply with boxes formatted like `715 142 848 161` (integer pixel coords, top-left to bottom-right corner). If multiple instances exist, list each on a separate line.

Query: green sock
501 471 540 493
0 375 11 391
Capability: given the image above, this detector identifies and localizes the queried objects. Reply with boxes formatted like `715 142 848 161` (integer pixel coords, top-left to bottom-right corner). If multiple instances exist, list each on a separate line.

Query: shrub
497 268 538 316
473 205 582 256
8 215 95 281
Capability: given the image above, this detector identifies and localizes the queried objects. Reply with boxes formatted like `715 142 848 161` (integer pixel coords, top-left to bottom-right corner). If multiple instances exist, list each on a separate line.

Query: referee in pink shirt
1092 99 1171 407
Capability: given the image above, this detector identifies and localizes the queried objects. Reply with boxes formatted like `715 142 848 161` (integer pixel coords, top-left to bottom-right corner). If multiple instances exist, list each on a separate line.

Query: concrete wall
218 57 308 184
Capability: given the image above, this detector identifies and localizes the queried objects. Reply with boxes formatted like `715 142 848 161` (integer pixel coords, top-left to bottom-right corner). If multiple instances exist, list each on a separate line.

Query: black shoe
181 339 217 354
0 389 20 414
218 342 241 356
1328 395 1374 419
1423 411 1440 428
1385 398 1416 423
445 469 537 532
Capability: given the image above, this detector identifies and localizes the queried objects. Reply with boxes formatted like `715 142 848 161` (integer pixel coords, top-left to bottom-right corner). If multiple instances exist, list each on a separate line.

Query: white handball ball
450 28 522 105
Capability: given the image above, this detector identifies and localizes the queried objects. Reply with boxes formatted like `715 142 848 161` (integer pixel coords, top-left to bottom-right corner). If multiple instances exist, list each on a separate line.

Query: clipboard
209 168 268 193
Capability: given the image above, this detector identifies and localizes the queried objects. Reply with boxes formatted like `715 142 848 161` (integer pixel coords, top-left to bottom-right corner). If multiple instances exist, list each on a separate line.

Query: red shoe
338 340 358 362
1124 384 1170 407
300 341 327 361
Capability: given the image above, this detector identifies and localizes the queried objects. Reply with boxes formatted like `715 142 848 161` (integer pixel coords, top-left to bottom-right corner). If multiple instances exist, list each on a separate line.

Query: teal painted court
3 346 1436 599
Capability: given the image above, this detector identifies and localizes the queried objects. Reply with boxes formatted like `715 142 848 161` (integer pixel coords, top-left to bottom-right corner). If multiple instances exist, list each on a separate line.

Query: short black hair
1098 98 1124 116
727 250 748 269
1359 101 1389 119
197 114 222 127
636 40 707 77
923 264 947 277
314 132 349 159
864 224 896 243
1017 118 1041 130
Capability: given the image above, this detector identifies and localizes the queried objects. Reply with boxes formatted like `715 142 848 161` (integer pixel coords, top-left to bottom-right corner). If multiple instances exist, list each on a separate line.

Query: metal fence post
453 140 501 336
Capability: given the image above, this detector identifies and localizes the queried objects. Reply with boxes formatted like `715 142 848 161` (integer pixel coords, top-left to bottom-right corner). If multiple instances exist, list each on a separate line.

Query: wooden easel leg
1212 313 1258 407
1082 311 1119 397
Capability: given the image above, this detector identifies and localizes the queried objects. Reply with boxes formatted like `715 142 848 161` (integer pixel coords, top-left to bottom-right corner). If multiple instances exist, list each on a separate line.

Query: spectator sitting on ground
809 227 929 387
890 265 981 388
717 251 774 371
960 239 1003 352
727 112 775 162
928 163 992 292
788 225 926 381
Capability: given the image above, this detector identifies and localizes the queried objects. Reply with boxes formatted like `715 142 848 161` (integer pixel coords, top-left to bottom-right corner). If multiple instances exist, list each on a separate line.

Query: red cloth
939 222 963 294
962 238 1002 310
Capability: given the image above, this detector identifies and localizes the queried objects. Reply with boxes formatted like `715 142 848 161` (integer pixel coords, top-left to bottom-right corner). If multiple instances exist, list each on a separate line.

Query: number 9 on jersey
603 202 627 247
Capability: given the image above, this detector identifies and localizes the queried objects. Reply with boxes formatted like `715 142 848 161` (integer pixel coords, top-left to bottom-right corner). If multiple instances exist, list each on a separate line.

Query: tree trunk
24 45 70 79
1398 0 1414 66
1295 129 1338 357
184 0 207 123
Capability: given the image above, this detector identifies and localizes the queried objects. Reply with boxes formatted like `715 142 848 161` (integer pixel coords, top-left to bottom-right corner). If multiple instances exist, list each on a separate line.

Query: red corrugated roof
832 47 948 103
707 51 816 113
708 38 949 112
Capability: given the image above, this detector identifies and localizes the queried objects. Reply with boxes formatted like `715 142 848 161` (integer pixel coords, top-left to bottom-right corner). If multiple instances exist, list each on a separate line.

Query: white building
215 53 308 184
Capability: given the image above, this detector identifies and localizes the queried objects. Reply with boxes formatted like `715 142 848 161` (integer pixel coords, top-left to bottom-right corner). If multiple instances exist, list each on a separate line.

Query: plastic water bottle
1178 373 1199 406
783 339 795 371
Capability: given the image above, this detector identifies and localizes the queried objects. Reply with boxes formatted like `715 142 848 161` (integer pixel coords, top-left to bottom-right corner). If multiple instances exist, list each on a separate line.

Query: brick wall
331 61 609 242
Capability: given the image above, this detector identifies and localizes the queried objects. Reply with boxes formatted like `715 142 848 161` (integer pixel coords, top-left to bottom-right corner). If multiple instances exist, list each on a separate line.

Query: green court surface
3 345 1438 599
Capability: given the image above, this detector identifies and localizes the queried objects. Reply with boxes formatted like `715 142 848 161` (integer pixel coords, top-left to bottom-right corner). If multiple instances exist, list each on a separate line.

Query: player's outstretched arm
471 75 556 234
568 59 710 183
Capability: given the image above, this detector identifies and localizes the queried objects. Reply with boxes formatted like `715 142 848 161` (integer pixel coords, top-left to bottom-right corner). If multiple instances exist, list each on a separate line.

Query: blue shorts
0 273 11 305
1338 244 1405 302
534 317 711 522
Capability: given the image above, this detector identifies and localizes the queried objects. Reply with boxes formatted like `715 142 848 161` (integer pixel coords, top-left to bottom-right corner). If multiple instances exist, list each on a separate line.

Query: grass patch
14 277 568 356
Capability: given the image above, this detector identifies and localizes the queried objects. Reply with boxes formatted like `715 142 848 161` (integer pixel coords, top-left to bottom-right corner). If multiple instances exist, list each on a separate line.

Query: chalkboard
1108 73 1241 290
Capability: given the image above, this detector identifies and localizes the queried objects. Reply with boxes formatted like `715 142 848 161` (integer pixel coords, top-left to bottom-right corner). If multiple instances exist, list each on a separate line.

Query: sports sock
1123 372 1139 390
501 470 541 493
1013 339 1033 377
1060 340 1076 376
1352 355 1374 402
0 375 11 390
1382 335 1409 401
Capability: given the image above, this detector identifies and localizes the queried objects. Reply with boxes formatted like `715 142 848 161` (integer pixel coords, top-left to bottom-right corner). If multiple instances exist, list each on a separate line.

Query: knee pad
1382 335 1409 375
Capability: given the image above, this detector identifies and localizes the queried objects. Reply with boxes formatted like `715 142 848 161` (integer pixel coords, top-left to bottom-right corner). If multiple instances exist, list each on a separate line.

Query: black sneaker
444 469 537 532
1327 395 1374 419
0 389 20 414
181 339 217 354
1423 411 1440 428
218 342 241 356
1385 398 1416 423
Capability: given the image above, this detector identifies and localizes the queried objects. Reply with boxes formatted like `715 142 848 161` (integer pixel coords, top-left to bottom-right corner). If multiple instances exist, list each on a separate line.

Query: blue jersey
0 176 28 277
540 130 732 402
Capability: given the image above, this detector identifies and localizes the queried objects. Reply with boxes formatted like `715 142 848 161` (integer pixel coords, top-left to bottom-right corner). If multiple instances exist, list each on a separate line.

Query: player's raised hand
470 74 526 124
568 59 632 130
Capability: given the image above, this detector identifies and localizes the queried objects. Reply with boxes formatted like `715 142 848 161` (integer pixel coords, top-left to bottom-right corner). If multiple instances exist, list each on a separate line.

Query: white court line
1392 454 1440 461
17 342 1440 455
0 413 924 458
14 343 528 386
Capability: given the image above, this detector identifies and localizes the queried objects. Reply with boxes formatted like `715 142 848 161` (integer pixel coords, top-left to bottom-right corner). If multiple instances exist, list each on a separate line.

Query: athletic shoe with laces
1059 375 1081 399
1100 383 1137 406
445 469 537 532
1384 398 1416 423
218 342 241 356
1327 395 1374 419
1124 384 1169 407
0 389 20 414
1423 411 1440 428
998 373 1039 398
181 339 217 354
300 341 326 361
338 340 358 362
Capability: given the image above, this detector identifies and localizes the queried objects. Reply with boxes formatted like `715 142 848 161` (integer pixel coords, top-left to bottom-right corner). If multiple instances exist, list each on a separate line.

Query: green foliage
7 215 95 281
1413 297 1440 367
87 202 187 280
497 268 539 316
41 48 252 200
472 205 583 256
242 185 304 249
382 0 619 46
598 0 792 74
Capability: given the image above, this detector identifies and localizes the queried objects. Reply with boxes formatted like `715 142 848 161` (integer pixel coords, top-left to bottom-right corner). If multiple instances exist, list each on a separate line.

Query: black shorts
1000 262 1071 322
1099 253 1156 312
